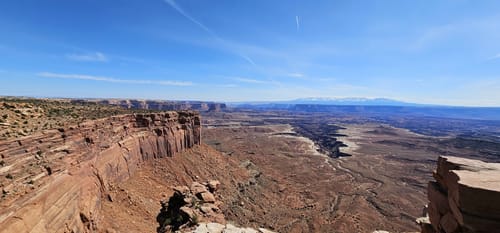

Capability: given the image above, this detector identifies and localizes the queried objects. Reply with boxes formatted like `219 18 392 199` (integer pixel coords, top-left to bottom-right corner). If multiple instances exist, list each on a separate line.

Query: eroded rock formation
418 156 500 233
70 99 226 112
157 181 275 233
157 181 224 232
0 112 201 233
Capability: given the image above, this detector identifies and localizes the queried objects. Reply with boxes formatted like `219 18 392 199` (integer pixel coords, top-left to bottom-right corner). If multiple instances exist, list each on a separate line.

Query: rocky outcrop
157 181 275 233
157 181 225 232
417 156 500 233
0 112 201 233
70 99 227 112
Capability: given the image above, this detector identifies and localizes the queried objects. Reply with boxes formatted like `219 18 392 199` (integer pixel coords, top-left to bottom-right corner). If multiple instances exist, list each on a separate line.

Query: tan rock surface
420 156 500 233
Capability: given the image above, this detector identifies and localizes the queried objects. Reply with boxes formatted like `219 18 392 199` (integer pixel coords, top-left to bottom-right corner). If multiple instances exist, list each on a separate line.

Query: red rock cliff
0 112 201 233
418 156 500 233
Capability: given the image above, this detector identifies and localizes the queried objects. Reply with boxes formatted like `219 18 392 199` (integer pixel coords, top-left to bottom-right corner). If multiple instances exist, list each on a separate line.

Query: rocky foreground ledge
157 181 275 233
417 156 500 233
0 112 201 233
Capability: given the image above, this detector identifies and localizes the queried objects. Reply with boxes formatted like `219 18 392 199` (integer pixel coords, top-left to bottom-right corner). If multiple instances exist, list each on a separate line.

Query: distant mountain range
281 97 424 106
230 97 500 121
230 97 426 107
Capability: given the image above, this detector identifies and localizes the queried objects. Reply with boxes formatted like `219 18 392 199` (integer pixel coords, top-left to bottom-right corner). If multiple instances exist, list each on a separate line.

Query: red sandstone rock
199 192 216 203
440 212 459 233
0 112 201 233
420 156 500 233
207 180 221 192
191 182 208 195
157 181 226 233
428 181 450 215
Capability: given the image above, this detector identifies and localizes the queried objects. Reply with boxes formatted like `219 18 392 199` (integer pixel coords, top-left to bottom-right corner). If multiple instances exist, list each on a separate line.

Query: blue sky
1 0 500 106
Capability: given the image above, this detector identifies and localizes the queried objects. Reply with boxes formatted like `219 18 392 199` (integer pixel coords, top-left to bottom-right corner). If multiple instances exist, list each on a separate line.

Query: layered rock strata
418 156 500 233
0 112 201 233
70 99 226 112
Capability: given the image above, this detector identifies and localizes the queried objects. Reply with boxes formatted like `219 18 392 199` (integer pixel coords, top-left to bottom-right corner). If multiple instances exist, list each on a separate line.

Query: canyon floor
200 110 500 232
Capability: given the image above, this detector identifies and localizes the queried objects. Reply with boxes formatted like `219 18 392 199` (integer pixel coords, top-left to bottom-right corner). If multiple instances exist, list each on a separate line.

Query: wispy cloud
163 0 256 65
216 84 239 88
488 53 500 60
233 77 270 84
317 77 336 82
410 16 500 51
287 72 304 78
66 52 108 62
296 16 300 31
37 72 193 86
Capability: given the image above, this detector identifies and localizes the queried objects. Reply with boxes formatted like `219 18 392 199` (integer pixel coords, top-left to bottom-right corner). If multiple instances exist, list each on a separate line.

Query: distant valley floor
201 110 500 232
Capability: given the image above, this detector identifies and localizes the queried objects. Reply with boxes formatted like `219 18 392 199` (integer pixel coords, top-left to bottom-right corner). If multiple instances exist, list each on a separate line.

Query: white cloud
410 16 500 51
37 72 193 86
317 77 336 82
66 52 108 62
216 84 239 88
287 72 305 78
233 77 269 84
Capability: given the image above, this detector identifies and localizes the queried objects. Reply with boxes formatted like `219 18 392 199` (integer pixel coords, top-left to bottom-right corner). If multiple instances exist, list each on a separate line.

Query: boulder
191 182 208 195
199 192 216 203
208 180 221 192
206 223 226 232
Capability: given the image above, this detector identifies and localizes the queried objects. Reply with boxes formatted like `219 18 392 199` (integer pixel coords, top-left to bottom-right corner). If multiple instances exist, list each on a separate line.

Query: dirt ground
198 111 487 233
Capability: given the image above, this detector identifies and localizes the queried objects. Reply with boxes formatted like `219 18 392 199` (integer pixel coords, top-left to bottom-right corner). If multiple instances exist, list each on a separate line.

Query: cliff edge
0 112 201 233
418 156 500 233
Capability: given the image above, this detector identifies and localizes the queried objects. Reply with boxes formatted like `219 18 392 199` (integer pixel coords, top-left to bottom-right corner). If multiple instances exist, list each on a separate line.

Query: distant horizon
3 94 500 108
1 1 500 106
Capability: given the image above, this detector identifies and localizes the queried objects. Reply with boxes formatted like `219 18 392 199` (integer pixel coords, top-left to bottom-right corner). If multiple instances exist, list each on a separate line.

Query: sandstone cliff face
70 99 227 112
0 112 201 233
418 156 500 233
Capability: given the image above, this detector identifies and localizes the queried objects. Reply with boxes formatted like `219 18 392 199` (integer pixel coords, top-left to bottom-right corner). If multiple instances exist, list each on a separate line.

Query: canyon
0 112 201 232
1 98 500 233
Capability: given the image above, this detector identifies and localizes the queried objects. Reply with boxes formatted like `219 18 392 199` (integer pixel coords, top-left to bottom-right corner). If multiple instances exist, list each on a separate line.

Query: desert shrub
189 214 199 226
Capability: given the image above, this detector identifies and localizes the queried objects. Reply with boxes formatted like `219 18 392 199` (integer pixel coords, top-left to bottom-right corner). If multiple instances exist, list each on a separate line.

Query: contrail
296 16 300 31
163 0 256 66
163 0 216 37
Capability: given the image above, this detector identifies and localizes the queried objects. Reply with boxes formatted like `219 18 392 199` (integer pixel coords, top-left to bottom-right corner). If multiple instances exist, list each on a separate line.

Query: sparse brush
189 214 199 226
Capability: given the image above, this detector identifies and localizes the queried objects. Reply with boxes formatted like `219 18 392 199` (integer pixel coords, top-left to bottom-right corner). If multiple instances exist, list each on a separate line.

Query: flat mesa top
443 156 500 192
455 170 500 192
